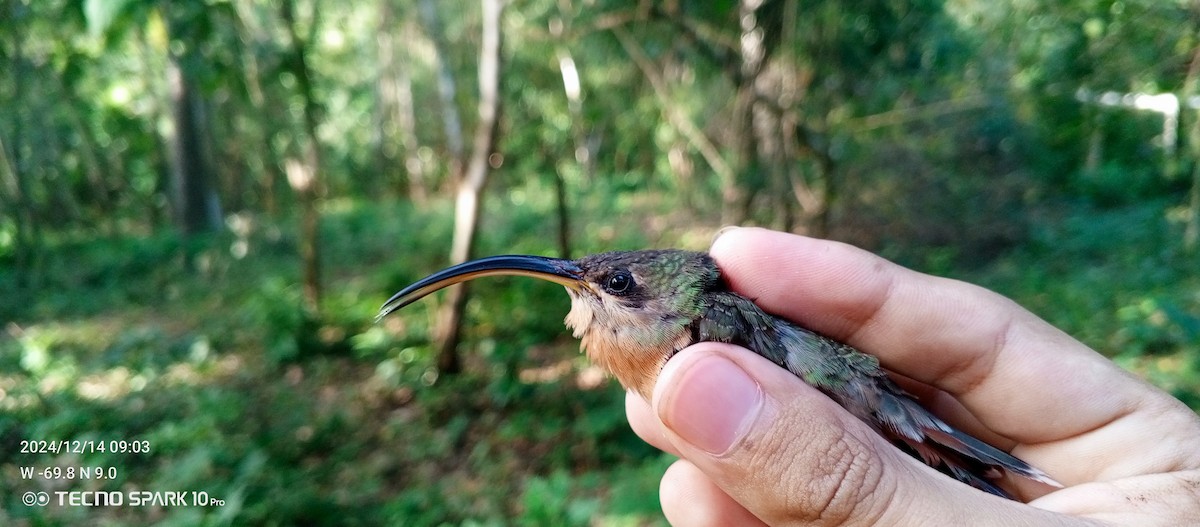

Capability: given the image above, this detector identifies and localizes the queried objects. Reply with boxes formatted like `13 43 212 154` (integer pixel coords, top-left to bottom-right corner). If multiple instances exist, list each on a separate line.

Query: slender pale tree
432 0 505 374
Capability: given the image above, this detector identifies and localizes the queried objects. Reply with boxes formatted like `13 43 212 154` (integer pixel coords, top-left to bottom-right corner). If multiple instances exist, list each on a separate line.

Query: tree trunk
54 78 111 227
551 6 580 258
374 0 398 194
433 0 505 374
0 130 40 288
230 1 280 217
394 21 429 204
134 24 172 228
281 0 325 314
419 0 465 184
726 0 768 225
377 3 428 203
553 167 571 259
3 1 42 289
33 94 84 230
812 152 836 238
165 52 222 236
163 0 223 236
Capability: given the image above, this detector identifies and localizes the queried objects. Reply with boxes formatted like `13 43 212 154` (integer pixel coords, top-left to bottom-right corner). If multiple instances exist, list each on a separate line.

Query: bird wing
693 291 1059 498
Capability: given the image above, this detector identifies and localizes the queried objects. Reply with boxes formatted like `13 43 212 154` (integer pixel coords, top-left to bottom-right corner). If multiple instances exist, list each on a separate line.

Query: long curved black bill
376 255 585 322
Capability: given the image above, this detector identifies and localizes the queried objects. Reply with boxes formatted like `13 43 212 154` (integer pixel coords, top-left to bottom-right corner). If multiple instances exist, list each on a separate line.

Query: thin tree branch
842 95 991 133
611 26 735 189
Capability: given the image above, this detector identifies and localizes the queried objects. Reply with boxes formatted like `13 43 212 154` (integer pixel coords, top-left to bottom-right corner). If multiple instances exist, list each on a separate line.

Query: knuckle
804 431 889 525
755 411 893 526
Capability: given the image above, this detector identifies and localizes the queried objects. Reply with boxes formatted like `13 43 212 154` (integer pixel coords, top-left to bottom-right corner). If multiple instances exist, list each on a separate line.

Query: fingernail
711 225 741 247
659 354 764 456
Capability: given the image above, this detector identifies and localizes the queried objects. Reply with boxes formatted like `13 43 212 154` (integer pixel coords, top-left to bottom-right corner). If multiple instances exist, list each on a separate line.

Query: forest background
2 0 1199 525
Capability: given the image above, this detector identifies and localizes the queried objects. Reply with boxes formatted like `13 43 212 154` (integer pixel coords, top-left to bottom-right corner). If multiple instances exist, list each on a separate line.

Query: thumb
652 343 1077 526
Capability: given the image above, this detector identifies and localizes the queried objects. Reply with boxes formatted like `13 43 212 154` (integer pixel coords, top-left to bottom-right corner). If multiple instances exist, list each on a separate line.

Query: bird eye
605 271 634 294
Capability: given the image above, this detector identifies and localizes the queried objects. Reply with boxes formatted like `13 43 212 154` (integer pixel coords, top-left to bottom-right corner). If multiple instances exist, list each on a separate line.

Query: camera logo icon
22 491 50 507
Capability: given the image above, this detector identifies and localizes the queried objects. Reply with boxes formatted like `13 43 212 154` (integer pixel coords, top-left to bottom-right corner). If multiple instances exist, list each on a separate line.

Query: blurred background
2 0 1199 524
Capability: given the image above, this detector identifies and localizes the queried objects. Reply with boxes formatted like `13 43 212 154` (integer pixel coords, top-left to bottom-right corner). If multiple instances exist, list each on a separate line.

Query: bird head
377 249 720 396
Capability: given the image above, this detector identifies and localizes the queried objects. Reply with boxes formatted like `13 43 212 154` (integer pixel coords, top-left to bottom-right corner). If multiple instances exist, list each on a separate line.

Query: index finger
709 228 1200 482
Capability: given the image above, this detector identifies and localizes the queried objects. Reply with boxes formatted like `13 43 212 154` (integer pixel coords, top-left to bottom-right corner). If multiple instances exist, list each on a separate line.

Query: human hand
626 227 1200 526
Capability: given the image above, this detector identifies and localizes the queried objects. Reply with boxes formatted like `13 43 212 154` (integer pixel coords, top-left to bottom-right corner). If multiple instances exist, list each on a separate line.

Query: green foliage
242 276 308 363
520 470 602 526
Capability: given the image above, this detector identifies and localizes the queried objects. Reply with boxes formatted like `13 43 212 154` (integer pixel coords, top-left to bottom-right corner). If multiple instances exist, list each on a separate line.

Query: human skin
625 227 1200 526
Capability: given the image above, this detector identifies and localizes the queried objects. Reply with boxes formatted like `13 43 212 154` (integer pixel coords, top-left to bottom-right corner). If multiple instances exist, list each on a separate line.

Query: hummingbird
377 249 1060 499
